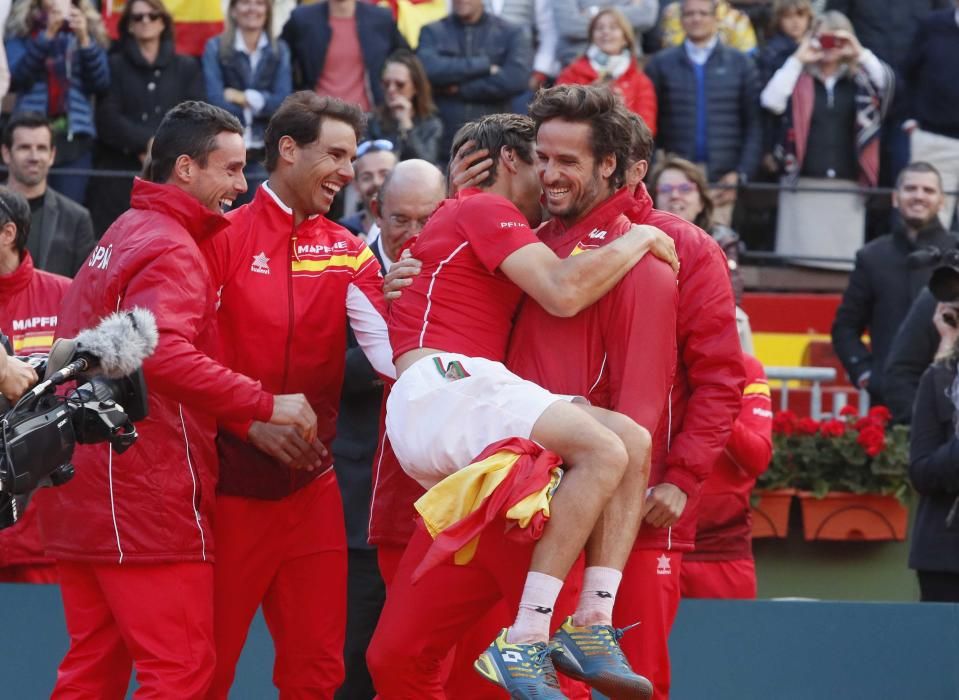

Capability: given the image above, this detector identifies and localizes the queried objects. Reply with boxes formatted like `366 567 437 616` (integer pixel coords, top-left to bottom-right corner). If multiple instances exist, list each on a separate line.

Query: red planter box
798 492 908 541
751 489 795 538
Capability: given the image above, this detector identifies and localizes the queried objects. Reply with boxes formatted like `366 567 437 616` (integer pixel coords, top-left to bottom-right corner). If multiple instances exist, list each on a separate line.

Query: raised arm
499 224 678 318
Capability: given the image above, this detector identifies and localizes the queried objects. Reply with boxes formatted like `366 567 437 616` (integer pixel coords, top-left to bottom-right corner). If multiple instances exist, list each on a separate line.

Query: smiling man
832 161 958 406
44 100 317 700
201 91 396 699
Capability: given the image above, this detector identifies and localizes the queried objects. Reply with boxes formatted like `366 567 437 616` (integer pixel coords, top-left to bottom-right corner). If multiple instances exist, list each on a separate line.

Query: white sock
507 571 564 644
572 566 623 627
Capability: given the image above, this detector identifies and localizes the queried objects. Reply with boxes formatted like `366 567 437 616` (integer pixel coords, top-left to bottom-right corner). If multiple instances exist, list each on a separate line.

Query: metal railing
765 366 870 419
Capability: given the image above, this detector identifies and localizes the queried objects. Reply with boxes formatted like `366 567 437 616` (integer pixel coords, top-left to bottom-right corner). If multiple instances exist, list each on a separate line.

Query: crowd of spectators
0 0 954 266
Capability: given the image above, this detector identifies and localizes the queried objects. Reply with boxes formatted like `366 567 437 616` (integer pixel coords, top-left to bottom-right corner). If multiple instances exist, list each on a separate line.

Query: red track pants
51 560 215 700
613 549 684 700
680 558 757 599
208 472 347 700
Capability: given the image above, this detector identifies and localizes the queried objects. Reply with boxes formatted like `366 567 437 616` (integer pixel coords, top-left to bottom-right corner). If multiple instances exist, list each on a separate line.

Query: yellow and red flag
102 0 224 57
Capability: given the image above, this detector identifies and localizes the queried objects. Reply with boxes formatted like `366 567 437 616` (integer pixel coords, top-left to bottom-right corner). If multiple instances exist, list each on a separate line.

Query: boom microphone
29 308 159 397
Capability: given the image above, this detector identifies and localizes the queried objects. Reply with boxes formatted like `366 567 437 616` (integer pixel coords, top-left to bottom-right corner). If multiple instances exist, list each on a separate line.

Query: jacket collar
542 187 640 251
129 178 230 243
121 35 175 68
894 217 949 251
0 251 34 296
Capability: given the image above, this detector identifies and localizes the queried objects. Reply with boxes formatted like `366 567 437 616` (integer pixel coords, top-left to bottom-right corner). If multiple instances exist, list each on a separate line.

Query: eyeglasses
387 214 431 232
130 12 163 23
656 182 697 196
356 139 394 158
682 10 715 18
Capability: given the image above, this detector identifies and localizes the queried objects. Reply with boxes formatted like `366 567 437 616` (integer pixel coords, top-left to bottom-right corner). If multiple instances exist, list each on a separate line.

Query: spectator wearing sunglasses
366 49 442 165
203 0 293 206
339 139 397 239
648 155 751 350
91 0 205 235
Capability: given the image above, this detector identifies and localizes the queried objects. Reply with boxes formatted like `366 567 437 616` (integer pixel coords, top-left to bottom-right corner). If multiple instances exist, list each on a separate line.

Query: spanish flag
102 0 224 57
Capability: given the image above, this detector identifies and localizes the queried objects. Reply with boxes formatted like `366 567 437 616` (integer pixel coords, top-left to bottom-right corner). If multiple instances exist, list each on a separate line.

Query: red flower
839 405 858 417
868 406 892 427
773 410 799 435
797 417 820 436
857 424 886 457
820 419 847 438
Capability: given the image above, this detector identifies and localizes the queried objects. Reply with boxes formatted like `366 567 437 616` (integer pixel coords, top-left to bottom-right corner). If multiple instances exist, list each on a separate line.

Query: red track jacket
630 184 745 552
0 252 69 568
39 179 274 564
204 183 393 500
686 353 773 561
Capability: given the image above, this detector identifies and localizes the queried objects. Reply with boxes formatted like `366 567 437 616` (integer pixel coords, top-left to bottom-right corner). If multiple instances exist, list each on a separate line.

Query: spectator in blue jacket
5 0 110 205
203 0 292 204
417 0 532 162
281 0 408 113
645 0 761 226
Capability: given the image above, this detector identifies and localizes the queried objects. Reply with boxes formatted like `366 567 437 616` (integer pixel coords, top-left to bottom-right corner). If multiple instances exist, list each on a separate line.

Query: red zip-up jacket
0 252 69 568
204 184 394 500
631 184 745 552
39 180 274 564
506 188 677 460
686 353 772 561
556 56 658 136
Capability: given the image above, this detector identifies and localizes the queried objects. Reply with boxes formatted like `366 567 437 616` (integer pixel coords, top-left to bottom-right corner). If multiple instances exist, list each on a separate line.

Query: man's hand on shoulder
248 422 328 471
626 224 680 274
642 483 688 528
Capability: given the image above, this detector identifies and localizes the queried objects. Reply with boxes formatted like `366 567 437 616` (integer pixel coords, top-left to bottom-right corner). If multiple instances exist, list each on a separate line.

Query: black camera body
907 246 959 303
0 368 148 530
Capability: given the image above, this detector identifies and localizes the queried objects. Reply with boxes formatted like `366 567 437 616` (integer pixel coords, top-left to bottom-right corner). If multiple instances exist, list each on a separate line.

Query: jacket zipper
285 221 296 492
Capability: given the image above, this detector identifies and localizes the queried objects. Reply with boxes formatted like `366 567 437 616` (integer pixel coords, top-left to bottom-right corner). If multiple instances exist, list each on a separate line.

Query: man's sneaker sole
551 647 653 700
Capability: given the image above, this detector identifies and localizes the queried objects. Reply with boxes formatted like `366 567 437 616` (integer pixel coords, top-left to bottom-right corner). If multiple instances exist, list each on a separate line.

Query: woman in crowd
761 11 893 268
648 156 753 349
202 0 291 204
365 49 442 165
908 301 959 602
556 7 657 135
5 0 110 204
91 0 204 235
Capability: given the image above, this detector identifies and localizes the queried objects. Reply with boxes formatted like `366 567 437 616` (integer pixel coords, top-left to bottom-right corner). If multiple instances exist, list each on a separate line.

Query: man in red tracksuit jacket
612 118 746 699
0 186 69 584
202 92 395 700
682 353 773 599
40 102 315 700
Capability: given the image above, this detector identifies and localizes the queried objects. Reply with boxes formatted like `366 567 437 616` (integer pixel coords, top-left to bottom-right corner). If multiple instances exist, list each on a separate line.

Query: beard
903 213 937 230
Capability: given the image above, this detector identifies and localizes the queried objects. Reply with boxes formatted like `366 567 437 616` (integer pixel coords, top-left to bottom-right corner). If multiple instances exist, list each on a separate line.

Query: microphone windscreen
74 308 159 378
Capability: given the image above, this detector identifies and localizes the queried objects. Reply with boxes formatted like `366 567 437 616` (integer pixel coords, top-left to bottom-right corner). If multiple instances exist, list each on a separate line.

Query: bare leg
526 401 631 581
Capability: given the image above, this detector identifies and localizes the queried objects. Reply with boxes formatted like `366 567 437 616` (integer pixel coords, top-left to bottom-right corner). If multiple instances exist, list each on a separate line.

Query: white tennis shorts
386 353 574 489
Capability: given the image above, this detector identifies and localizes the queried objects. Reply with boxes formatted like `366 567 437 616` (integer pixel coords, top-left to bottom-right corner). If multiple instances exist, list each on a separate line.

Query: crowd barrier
3 584 955 698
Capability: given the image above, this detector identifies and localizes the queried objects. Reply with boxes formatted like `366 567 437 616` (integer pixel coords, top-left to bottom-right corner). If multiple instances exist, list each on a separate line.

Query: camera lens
929 265 959 303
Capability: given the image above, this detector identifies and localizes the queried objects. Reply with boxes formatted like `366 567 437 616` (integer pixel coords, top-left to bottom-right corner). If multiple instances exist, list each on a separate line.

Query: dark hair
378 50 437 123
146 101 244 183
0 187 32 255
2 112 53 149
896 161 943 191
528 84 634 189
119 0 175 44
626 112 654 166
647 156 714 229
450 113 535 188
264 92 367 173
